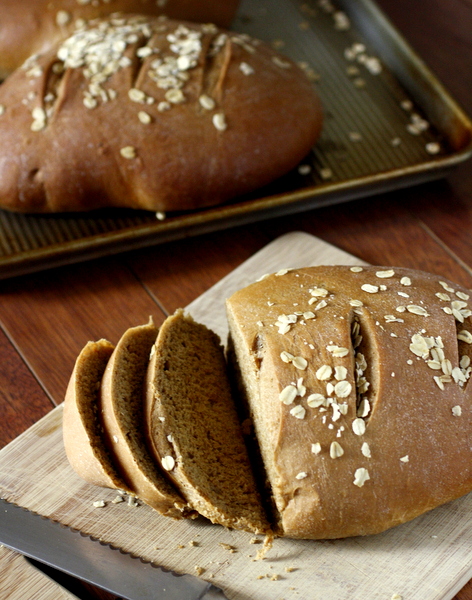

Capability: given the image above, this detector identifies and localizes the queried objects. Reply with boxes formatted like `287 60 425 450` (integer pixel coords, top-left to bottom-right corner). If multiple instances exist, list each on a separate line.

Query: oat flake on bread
0 14 323 214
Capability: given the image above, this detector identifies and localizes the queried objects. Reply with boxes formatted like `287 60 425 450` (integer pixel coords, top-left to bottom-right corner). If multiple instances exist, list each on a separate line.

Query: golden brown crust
226 265 472 539
62 338 130 491
0 0 240 79
100 320 193 518
0 15 323 214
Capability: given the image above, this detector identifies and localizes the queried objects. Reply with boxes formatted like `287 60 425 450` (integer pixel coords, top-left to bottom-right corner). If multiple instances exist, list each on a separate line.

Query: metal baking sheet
0 0 471 279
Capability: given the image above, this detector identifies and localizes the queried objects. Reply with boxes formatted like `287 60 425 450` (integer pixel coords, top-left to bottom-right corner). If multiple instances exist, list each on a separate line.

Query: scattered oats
334 366 348 380
333 11 350 30
391 137 402 147
120 146 137 159
290 405 306 419
272 56 291 69
391 594 403 600
161 455 175 471
307 393 327 408
361 442 371 458
165 89 185 104
350 266 364 272
295 472 308 480
127 495 139 507
350 299 364 307
111 495 125 504
326 345 349 357
426 142 441 155
311 442 322 454
129 88 146 103
316 365 333 380
239 61 255 75
349 131 362 142
400 276 412 286
334 380 352 398
56 10 72 26
433 376 445 390
320 167 333 180
330 441 344 459
400 99 413 111
156 211 166 221
376 269 395 278
396 306 406 312
439 281 455 293
93 500 106 508
452 405 462 417
361 284 379 294
157 101 171 112
298 164 312 176
353 467 370 487
400 455 409 463
457 291 470 300
292 356 308 370
357 398 370 418
138 110 152 124
406 305 429 316
198 94 215 110
397 292 409 298
212 113 227 131
443 306 453 315
279 385 298 405
195 566 205 576
303 311 316 320
457 329 472 344
352 418 366 436
0 105 5 116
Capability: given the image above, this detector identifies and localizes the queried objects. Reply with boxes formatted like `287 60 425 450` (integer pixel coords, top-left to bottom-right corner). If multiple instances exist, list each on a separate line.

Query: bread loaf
144 309 270 534
100 319 194 518
226 265 472 539
62 338 131 492
0 0 240 80
0 14 323 214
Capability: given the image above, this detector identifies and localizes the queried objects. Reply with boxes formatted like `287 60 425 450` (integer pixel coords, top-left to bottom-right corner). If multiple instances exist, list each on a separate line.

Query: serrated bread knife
0 498 228 600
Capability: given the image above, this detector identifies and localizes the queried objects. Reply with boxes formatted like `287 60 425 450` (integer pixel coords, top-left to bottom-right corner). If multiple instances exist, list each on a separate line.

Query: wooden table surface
0 0 471 598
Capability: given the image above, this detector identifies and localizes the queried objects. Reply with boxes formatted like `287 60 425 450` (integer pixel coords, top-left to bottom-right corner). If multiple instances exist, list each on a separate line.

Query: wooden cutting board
1 231 471 600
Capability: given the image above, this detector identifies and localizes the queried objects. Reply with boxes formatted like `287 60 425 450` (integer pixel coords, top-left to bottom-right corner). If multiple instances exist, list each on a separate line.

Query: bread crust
0 15 323 214
0 0 240 79
62 338 130 491
226 265 472 539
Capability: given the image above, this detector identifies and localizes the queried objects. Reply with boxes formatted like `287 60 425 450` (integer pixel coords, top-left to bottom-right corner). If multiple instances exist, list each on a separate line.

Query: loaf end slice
63 339 129 492
145 309 270 534
100 319 194 519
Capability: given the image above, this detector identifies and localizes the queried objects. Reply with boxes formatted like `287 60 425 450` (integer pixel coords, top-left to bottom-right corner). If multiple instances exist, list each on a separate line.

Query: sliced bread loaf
63 339 129 492
144 309 270 534
100 319 194 519
226 265 472 539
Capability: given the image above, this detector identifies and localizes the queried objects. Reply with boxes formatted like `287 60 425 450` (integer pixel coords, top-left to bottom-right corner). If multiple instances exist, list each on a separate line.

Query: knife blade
0 498 228 600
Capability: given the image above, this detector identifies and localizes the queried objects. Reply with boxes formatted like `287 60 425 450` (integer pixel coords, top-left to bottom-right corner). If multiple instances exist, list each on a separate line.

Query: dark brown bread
62 338 130 492
0 15 323 214
100 319 194 518
144 309 270 534
226 265 472 539
0 0 240 80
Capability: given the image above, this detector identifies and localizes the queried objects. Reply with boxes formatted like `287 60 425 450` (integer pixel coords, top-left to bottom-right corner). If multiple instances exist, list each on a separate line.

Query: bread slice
226 265 472 539
100 319 194 519
63 339 129 492
144 309 270 534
